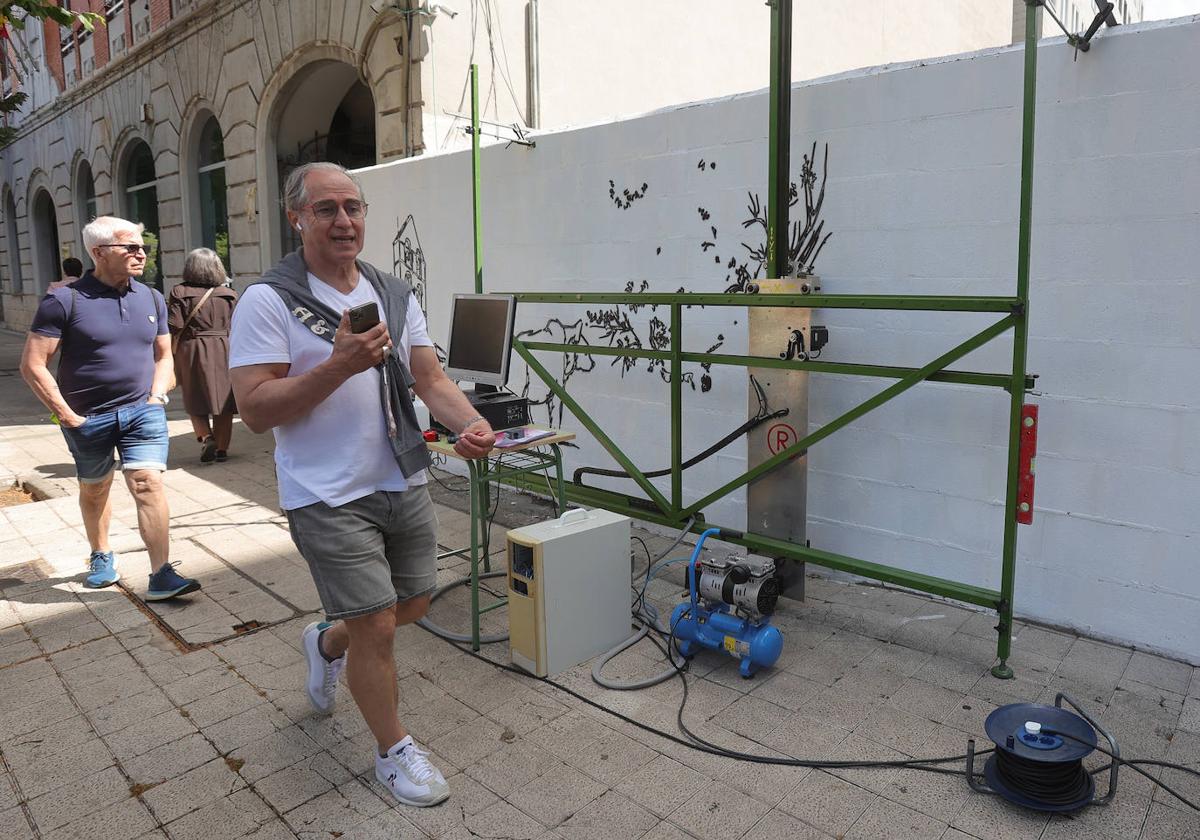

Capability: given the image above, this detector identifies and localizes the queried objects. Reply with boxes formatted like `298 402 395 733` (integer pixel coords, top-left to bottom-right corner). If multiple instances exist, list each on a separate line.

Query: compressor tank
670 602 783 678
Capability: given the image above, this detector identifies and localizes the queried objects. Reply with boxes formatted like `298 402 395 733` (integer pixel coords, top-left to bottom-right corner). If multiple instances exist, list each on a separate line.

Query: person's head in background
182 248 227 288
61 257 83 279
82 216 146 288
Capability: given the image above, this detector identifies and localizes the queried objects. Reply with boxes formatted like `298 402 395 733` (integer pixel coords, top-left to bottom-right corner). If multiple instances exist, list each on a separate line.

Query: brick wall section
42 19 64 92
150 0 173 33
88 1 110 70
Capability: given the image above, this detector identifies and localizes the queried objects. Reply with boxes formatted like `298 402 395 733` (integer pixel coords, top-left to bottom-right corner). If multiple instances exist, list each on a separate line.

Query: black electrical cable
414 499 1191 797
539 467 559 518
415 589 1198 799
477 455 504 560
659 608 985 775
991 750 1092 807
420 618 988 776
1114 758 1200 779
630 536 654 616
1047 728 1200 812
572 409 787 487
429 467 470 493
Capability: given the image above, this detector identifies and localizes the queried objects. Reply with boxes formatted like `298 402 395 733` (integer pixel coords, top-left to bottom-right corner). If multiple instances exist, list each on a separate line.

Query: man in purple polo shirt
20 216 201 600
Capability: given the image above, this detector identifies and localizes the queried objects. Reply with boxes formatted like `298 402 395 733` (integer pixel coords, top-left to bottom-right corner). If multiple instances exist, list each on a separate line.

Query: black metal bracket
449 111 536 148
1055 691 1120 806
1033 0 1119 53
966 740 995 795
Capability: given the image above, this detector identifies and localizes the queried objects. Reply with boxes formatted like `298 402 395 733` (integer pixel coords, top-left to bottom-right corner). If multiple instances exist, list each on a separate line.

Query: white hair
82 216 145 253
282 162 364 211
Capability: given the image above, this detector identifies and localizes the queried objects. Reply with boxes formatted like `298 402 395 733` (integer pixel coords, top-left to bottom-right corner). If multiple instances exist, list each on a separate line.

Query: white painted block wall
360 17 1200 663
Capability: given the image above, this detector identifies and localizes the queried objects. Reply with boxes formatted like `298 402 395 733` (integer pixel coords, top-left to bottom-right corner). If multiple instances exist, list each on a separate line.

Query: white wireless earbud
295 223 303 232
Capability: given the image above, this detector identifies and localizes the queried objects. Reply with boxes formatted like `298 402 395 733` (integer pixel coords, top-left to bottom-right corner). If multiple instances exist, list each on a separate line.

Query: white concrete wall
359 15 1200 662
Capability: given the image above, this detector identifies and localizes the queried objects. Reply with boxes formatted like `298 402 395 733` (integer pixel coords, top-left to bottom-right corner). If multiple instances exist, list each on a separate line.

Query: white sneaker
375 735 450 807
302 621 345 714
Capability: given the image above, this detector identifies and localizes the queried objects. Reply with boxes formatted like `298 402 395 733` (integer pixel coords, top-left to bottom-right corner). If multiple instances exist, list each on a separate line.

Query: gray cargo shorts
285 486 439 620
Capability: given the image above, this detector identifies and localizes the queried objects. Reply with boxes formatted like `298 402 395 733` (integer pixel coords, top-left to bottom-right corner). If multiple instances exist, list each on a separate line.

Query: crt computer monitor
443 293 517 390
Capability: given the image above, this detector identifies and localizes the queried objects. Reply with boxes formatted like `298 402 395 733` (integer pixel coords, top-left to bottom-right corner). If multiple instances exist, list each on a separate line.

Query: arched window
31 189 61 295
196 116 229 272
2 189 23 294
121 140 161 289
272 62 377 259
75 160 97 266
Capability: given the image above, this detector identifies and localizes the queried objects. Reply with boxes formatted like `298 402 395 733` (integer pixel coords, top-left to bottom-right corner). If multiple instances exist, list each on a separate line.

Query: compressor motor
670 528 784 678
694 553 781 619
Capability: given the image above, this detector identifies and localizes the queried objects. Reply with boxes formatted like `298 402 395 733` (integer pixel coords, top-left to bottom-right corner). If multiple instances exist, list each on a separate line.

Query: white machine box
506 508 632 677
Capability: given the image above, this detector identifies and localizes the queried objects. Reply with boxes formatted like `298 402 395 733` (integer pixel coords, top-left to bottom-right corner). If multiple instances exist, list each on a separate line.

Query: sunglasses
98 243 148 256
302 199 368 222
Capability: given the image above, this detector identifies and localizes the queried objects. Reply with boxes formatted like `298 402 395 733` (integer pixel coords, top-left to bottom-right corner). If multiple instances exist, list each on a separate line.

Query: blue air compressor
670 528 784 678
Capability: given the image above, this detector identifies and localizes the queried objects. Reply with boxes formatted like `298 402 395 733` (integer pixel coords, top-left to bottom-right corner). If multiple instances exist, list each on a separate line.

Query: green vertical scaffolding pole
471 63 483 294
670 303 682 512
992 3 1039 680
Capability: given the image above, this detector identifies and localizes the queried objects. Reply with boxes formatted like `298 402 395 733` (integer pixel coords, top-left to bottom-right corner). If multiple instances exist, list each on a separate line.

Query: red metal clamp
1016 404 1038 525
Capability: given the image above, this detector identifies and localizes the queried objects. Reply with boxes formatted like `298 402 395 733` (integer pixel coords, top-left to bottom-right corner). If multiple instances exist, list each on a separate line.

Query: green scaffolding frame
471 5 1046 678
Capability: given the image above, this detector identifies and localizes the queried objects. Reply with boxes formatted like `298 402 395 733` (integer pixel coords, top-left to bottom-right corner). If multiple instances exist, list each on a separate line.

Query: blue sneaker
84 551 120 588
146 563 201 601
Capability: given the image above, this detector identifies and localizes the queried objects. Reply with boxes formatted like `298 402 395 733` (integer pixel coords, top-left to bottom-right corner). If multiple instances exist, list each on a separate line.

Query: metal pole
992 3 1039 681
468 459 481 650
471 63 483 294
670 304 682 511
513 340 674 515
767 0 793 280
525 0 541 128
681 316 1016 520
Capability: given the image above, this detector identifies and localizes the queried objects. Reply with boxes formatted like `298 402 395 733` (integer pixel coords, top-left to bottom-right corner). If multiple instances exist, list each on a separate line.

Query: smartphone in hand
348 301 380 334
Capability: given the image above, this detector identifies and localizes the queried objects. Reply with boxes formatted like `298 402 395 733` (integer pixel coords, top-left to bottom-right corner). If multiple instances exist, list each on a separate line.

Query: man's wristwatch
149 392 170 405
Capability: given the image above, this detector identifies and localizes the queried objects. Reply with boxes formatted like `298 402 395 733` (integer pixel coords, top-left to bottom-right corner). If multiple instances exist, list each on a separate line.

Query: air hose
591 518 697 690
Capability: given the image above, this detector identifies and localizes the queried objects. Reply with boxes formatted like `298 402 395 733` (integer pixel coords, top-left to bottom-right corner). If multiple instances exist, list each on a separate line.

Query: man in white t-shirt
229 162 495 809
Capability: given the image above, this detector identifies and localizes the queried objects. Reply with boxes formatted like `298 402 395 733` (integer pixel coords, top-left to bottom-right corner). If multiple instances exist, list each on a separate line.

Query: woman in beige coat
168 249 238 463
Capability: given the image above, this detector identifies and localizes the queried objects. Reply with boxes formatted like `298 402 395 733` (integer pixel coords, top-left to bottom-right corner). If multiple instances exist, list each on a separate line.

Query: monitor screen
444 294 517 388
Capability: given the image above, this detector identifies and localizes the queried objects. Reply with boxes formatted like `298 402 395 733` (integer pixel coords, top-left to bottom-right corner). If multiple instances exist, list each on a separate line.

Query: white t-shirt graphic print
229 272 433 510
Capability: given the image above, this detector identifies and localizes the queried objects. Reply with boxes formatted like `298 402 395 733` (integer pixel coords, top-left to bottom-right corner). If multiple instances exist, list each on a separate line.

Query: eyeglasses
302 199 369 222
97 243 148 256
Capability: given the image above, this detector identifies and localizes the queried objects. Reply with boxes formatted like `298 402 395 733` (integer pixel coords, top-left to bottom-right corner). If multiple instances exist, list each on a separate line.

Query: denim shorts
285 486 439 620
61 401 169 482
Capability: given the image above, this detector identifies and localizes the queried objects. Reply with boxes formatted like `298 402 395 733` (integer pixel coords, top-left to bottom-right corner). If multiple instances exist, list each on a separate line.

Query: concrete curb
20 472 72 501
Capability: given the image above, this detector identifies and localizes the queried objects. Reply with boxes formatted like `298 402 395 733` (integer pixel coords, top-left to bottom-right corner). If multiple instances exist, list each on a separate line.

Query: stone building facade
1 0 421 329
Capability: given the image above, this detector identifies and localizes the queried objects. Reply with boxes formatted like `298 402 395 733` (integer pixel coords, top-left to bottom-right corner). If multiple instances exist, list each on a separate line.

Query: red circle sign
766 423 798 455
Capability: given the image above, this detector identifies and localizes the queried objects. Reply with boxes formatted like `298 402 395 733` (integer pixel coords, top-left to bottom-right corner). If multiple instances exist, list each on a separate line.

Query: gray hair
282 162 365 212
182 248 227 287
82 216 144 253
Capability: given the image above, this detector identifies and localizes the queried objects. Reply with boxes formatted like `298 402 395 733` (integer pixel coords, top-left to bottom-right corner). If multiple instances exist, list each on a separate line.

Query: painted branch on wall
521 143 833 429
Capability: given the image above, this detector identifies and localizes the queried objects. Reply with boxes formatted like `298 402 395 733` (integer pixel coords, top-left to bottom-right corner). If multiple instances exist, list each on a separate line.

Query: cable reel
967 693 1119 812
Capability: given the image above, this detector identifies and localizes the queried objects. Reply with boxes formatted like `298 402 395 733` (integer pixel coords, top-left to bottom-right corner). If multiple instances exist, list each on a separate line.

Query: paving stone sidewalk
1 327 1197 840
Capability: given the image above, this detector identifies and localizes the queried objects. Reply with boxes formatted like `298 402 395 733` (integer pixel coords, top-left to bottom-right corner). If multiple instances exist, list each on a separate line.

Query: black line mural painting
609 180 649 210
388 142 833 485
392 214 448 363
519 142 833 440
393 214 427 314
